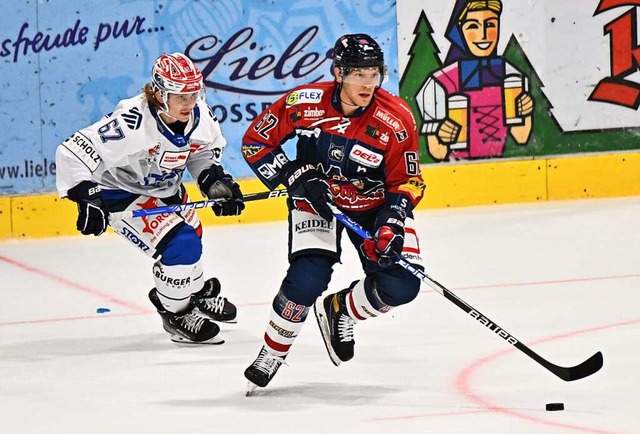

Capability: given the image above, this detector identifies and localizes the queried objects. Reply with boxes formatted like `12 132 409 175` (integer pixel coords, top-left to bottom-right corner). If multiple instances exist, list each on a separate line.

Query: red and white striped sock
344 279 393 321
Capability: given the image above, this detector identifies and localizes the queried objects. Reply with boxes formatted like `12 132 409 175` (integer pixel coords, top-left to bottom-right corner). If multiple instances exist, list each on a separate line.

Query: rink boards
1 151 640 239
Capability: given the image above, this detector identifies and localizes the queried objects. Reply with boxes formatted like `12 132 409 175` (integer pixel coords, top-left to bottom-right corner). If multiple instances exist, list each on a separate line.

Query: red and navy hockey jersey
242 81 425 213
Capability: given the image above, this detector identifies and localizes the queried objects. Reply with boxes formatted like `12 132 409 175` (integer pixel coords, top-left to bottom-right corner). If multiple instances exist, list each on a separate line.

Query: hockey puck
545 403 564 411
96 308 111 314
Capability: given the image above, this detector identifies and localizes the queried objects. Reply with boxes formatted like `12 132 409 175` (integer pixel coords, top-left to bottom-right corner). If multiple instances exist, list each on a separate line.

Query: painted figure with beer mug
416 0 534 161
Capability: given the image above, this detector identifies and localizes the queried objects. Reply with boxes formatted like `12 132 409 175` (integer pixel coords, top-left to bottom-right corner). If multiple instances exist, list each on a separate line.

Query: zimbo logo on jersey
303 108 325 117
469 309 519 346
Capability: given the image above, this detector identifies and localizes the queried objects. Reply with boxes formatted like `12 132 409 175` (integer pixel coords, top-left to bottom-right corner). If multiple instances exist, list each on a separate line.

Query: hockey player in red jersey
242 34 426 393
56 53 243 344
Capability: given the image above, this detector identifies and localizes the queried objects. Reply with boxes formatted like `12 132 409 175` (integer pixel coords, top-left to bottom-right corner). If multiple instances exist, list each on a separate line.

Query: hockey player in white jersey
56 53 244 344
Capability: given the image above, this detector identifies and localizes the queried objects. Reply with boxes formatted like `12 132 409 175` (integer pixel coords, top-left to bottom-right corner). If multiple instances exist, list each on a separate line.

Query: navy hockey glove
67 181 109 236
197 165 245 216
362 208 405 267
282 162 333 221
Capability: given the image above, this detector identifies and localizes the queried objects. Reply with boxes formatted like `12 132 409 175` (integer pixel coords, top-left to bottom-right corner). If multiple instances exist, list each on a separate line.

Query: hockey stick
331 207 604 382
110 188 287 219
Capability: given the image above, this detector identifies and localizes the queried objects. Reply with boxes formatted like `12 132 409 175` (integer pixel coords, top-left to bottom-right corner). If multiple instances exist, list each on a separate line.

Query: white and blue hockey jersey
56 94 226 199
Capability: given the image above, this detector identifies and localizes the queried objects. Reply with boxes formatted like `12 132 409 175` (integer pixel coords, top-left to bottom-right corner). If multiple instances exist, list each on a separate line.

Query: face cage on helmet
155 87 206 116
337 64 389 88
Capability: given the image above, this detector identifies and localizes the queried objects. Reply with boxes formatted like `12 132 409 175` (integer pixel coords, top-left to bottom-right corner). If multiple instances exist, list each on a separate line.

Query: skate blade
170 335 225 345
313 299 342 367
245 381 258 397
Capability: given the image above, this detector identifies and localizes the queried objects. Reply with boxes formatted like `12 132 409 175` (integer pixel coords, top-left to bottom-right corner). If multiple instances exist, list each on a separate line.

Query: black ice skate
191 277 237 323
149 289 224 345
314 288 355 366
244 346 286 396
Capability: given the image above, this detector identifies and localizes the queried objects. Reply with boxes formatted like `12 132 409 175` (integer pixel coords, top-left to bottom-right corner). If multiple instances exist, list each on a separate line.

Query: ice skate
314 288 355 366
244 346 286 395
149 288 224 345
191 277 237 323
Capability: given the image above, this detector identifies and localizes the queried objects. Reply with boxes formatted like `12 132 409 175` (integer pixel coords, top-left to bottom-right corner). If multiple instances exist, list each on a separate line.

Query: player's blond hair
458 0 503 23
143 83 163 110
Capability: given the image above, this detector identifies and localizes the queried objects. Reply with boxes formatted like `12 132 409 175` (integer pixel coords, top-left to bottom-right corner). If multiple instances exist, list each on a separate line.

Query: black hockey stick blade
541 350 603 382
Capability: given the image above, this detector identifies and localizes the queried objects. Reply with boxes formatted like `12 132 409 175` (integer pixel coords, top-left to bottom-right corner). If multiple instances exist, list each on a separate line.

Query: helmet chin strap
156 89 182 122
159 109 178 121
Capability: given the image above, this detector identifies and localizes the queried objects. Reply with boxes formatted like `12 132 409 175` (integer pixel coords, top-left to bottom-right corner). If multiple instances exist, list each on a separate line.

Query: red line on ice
0 254 148 313
454 319 640 433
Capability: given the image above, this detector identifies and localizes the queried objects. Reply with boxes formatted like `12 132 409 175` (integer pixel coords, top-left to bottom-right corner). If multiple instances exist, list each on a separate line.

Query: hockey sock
153 260 201 313
344 278 393 321
263 289 310 358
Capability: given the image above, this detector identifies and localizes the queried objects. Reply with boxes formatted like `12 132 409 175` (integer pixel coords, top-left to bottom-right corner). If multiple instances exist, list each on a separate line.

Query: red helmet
151 53 205 115
152 52 203 94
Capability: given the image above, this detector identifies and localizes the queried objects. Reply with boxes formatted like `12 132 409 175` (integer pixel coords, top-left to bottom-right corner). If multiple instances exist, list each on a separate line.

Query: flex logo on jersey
349 144 383 168
373 108 408 142
286 89 323 106
62 132 102 172
159 150 190 170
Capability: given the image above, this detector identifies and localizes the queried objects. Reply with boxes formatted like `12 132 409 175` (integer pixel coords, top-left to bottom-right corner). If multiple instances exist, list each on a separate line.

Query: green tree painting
400 11 640 164
399 11 442 163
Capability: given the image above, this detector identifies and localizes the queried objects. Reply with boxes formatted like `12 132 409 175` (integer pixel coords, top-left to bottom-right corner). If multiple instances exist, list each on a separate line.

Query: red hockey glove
361 208 405 267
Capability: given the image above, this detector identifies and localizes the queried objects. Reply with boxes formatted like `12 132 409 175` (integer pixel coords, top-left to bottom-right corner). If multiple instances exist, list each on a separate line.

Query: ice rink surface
1 197 638 434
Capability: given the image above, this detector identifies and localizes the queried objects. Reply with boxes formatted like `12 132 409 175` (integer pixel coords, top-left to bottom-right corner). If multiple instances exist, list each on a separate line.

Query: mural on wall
399 0 640 164
416 0 534 162
0 0 398 195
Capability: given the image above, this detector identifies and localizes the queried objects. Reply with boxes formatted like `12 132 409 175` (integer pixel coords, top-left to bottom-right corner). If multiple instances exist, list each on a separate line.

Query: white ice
0 197 638 434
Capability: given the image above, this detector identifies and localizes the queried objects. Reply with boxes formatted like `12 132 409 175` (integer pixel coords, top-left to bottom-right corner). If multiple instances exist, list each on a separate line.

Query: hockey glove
197 165 245 216
362 208 405 267
67 181 109 236
282 162 333 221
